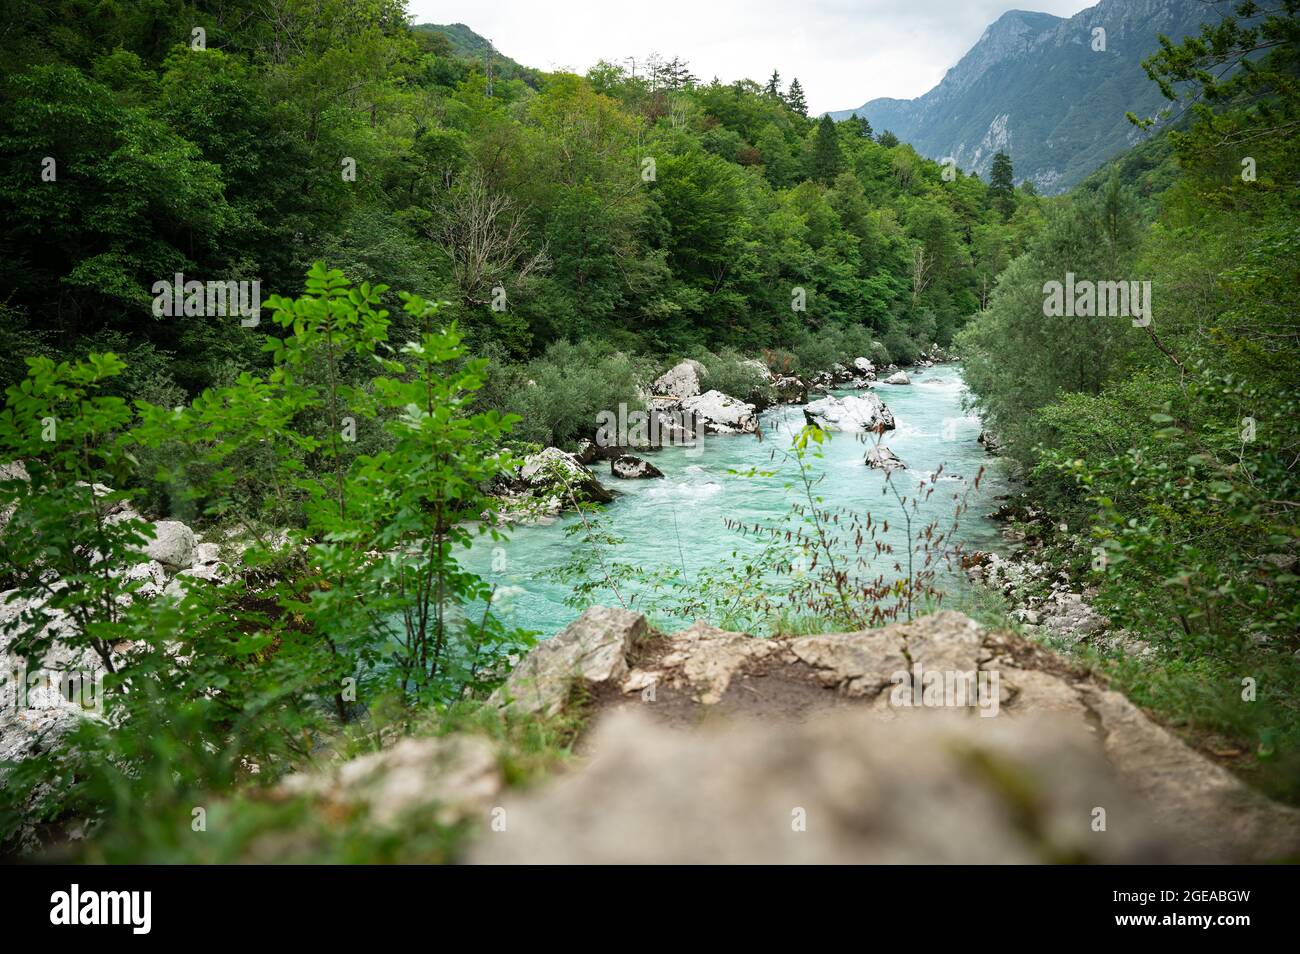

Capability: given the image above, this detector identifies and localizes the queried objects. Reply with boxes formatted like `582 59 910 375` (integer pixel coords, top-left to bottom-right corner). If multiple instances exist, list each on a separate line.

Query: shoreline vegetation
0 0 1296 861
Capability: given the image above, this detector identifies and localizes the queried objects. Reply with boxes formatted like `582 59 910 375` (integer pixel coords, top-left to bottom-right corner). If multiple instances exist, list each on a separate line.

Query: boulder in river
679 390 757 435
611 455 664 480
831 362 857 383
803 393 895 432
884 371 911 385
650 405 699 445
516 448 613 509
865 445 906 471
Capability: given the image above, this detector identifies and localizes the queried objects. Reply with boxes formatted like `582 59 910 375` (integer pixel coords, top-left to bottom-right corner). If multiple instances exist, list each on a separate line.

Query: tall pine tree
988 150 1016 220
784 78 807 116
809 115 844 183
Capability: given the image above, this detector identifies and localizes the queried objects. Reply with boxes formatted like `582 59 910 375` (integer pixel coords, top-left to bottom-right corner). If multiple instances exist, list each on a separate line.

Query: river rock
738 361 778 411
803 393 895 432
610 455 664 480
651 360 705 400
578 436 653 462
517 448 614 508
679 390 757 435
884 371 911 385
651 406 698 445
865 446 906 471
978 430 1003 454
831 362 858 383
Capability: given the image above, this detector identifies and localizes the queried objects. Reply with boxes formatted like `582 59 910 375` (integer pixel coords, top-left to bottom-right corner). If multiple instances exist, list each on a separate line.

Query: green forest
0 0 1296 863
0 1 1039 421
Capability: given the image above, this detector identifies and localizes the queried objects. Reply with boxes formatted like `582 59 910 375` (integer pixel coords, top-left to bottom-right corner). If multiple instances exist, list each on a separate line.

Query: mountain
827 0 1212 193
413 22 496 59
412 22 541 86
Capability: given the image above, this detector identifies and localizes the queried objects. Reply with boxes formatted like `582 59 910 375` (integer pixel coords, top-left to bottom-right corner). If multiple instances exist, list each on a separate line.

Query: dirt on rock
478 607 1300 864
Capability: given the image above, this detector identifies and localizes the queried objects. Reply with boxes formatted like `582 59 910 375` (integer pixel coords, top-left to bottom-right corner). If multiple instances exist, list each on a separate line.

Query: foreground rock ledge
481 607 1300 864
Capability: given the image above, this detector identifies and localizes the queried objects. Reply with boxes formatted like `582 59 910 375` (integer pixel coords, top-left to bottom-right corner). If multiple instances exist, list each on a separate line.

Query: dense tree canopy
0 1 1028 399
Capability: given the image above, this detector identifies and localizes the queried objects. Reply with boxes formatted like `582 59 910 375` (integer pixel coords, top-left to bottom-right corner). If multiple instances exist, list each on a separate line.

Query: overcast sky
407 0 1095 114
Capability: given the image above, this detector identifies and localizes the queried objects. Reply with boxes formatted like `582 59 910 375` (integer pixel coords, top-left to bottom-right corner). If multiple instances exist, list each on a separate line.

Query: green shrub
697 347 774 404
881 328 919 365
0 265 535 853
485 339 655 449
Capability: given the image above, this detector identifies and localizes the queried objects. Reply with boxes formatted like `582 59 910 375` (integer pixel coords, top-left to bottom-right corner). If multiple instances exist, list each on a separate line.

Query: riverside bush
483 339 655 450
0 264 534 852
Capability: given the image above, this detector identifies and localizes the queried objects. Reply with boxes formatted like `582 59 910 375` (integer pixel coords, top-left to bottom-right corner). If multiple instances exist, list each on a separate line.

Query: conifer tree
988 150 1016 220
785 77 807 116
809 115 844 183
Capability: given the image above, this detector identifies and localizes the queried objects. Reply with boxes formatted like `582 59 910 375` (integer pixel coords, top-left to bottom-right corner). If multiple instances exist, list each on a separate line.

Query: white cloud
407 0 1095 113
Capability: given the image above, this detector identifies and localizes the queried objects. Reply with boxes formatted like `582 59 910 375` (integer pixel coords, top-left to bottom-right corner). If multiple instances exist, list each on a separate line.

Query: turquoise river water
465 364 1013 637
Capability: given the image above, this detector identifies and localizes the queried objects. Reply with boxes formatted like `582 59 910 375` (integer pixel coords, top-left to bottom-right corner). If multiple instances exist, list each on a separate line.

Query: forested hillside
955 0 1300 798
1 0 1031 421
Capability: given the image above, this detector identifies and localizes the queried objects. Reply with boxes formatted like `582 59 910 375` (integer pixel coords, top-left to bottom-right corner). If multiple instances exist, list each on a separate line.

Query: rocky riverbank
491 343 954 518
0 470 282 771
963 490 1156 658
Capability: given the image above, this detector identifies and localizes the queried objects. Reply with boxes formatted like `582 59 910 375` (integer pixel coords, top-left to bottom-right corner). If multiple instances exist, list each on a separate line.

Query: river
467 363 1013 637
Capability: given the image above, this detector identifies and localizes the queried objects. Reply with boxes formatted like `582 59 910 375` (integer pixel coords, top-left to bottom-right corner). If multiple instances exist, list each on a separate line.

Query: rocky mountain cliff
828 0 1213 192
